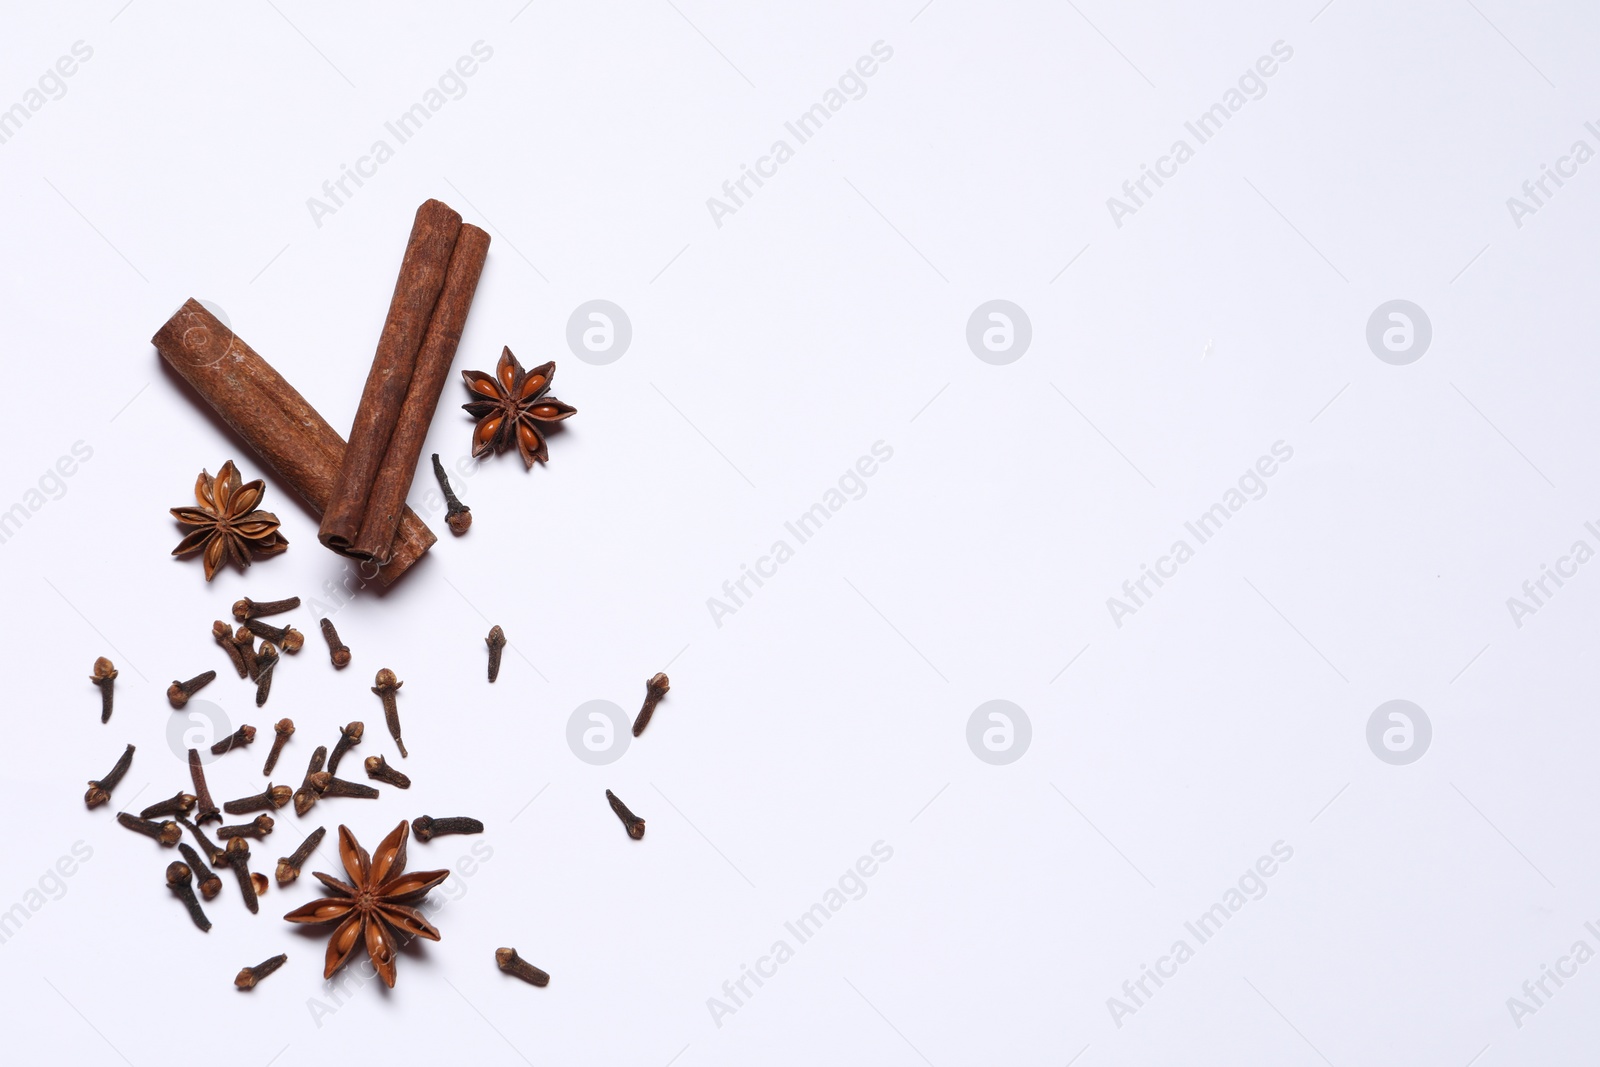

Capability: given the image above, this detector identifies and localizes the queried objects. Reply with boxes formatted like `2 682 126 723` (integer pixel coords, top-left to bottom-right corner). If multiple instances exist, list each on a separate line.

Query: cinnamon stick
152 300 437 585
354 222 490 560
319 199 462 558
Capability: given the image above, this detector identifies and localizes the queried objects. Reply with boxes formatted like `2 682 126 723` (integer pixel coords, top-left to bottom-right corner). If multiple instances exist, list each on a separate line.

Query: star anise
282 822 448 987
170 461 288 581
462 347 577 468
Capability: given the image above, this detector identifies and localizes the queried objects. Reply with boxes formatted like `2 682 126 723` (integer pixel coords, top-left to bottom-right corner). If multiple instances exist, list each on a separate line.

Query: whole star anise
462 347 576 468
283 822 448 987
170 461 288 581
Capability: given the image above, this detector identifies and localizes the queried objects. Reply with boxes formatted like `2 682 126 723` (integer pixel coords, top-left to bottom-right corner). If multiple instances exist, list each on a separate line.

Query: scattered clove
167 670 217 709
254 643 279 707
308 773 379 800
364 754 410 789
495 947 549 987
140 791 197 820
211 724 257 756
276 825 326 886
412 815 483 842
223 783 291 815
485 625 505 682
233 626 259 681
180 816 227 867
372 668 407 758
222 837 259 914
91 657 118 723
118 812 181 847
217 814 274 840
320 617 351 669
245 618 303 653
236 953 287 990
263 718 294 775
252 871 270 897
214 620 247 678
179 842 222 900
189 748 222 824
632 672 671 737
166 863 211 932
605 789 646 840
327 721 363 774
292 745 328 817
233 596 300 620
432 453 472 534
84 743 134 809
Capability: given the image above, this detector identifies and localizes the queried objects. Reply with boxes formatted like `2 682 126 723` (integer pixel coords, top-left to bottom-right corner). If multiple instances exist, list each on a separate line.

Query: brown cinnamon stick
354 222 490 560
152 300 437 585
319 199 462 559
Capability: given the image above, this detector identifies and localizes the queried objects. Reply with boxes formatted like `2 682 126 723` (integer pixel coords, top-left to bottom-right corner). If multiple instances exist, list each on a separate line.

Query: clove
216 814 274 840
485 625 505 683
372 668 407 758
222 836 259 913
140 791 197 820
253 643 279 707
223 783 291 815
631 672 671 737
495 947 549 987
263 718 294 775
188 748 222 824
214 620 247 678
118 812 181 847
90 657 118 723
211 724 257 756
276 825 326 886
605 789 646 840
320 617 351 669
292 745 328 817
245 618 303 653
411 815 483 842
180 816 227 867
432 453 472 534
167 670 217 709
307 773 378 800
233 626 259 681
84 743 134 809
179 842 222 900
235 953 287 989
233 596 300 620
165 862 211 932
327 721 363 774
364 754 410 789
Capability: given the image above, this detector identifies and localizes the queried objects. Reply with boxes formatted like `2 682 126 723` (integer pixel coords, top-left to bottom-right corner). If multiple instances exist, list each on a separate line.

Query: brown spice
84 743 134 809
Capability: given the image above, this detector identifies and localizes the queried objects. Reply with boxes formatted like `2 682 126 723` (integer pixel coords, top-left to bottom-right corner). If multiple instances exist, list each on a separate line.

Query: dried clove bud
605 789 645 840
85 743 134 809
245 618 303 653
486 625 506 682
211 724 257 756
233 596 300 620
276 825 326 886
167 670 217 709
254 643 279 707
327 721 363 774
235 953 287 989
118 812 181 847
217 814 275 840
222 837 259 914
140 791 197 820
292 745 329 817
320 617 351 669
411 815 483 842
372 669 406 758
189 748 222 824
364 754 410 789
166 862 211 932
223 783 291 815
632 673 671 737
214 620 247 678
433 453 472 534
179 842 223 900
495 947 549 987
263 718 294 775
233 626 259 681
91 657 118 723
307 772 379 800
180 816 227 867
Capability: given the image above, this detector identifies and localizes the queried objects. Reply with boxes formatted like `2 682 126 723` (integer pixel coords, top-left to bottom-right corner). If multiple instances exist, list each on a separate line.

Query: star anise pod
282 822 448 987
462 347 577 468
170 461 288 581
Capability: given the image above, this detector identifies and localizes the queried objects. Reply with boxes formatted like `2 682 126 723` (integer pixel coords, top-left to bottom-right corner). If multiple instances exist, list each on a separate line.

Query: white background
1 1 1597 1064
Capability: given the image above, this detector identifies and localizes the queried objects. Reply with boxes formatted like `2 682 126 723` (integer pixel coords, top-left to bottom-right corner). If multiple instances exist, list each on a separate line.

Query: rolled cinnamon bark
354 222 490 561
153 300 437 585
319 199 462 558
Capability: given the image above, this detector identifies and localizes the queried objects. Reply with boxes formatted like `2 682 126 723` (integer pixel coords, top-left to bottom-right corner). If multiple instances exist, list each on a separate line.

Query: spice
233 626 260 681
307 773 379 800
254 643 279 707
283 822 449 987
320 617 351 669
151 299 438 584
245 618 303 653
223 784 291 815
217 814 274 840
432 453 471 534
211 724 257 756
253 872 270 897
178 842 222 900
632 673 671 736
180 816 227 867
140 791 197 819
411 815 483 842
169 461 288 581
167 670 217 709
293 745 329 817
84 743 134 809
364 754 410 789
188 748 222 825
213 620 247 678
90 657 117 723
495 948 549 987
233 596 300 620
223 837 259 914
485 625 505 683
118 813 181 847
372 669 407 758
276 825 326 886
605 790 646 840
235 953 287 990
327 721 363 774
165 863 211 932
263 718 294 775
462 348 577 468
